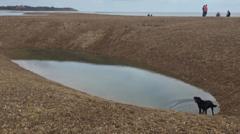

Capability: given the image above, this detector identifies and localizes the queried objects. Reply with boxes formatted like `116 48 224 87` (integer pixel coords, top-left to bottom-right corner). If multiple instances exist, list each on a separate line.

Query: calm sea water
13 60 219 114
0 10 24 16
94 12 240 17
95 12 240 17
0 10 77 16
1 10 239 17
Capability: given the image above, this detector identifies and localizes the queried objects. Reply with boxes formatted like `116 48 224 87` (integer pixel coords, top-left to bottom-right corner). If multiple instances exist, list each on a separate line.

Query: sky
0 0 240 12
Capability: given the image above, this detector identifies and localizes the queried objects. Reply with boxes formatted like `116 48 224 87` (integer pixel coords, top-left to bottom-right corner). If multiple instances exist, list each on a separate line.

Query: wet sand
0 14 240 133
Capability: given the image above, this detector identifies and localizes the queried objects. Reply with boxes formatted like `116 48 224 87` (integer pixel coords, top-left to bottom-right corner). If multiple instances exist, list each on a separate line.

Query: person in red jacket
202 4 208 17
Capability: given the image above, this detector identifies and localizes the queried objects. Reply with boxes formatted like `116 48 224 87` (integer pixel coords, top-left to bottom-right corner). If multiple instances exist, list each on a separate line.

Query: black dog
193 96 217 115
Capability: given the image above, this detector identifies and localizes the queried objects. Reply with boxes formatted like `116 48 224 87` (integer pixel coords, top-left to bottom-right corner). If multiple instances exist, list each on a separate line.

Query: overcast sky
1 0 239 12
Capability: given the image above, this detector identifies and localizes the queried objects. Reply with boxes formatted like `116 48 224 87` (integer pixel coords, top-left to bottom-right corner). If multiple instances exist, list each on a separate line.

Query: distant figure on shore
202 4 208 17
216 12 221 17
226 10 231 17
147 14 153 17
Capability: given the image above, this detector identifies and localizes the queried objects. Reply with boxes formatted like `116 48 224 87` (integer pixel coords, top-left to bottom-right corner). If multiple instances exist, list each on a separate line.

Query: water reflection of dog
193 96 217 115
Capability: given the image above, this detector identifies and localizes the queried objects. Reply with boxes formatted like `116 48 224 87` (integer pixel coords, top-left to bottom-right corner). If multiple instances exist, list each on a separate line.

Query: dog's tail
212 104 217 108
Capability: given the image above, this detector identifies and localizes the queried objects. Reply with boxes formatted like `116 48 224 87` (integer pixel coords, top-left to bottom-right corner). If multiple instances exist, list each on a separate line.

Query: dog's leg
211 107 214 116
204 109 207 114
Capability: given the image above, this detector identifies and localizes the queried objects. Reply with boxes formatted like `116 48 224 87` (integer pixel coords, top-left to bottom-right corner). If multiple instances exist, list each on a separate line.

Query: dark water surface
13 59 220 114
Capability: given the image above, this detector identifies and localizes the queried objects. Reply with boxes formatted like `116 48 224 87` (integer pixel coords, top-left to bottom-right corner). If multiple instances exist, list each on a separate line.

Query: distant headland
0 5 78 11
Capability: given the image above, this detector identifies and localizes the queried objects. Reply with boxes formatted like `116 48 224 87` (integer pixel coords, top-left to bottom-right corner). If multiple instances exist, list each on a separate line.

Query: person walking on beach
202 5 205 17
202 4 208 17
226 10 231 17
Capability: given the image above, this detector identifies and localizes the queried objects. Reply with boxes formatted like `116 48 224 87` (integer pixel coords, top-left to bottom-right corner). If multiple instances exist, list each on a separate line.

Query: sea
94 12 240 17
1 10 240 17
0 10 24 16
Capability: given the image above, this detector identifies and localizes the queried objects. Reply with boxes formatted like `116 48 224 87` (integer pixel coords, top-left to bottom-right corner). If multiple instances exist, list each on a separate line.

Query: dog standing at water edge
193 96 217 115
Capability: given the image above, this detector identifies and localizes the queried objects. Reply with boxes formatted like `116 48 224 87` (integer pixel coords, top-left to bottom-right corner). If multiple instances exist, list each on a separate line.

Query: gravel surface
0 14 240 133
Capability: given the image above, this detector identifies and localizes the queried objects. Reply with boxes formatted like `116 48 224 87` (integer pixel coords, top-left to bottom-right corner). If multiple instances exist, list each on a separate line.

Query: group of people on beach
216 10 231 17
202 4 231 17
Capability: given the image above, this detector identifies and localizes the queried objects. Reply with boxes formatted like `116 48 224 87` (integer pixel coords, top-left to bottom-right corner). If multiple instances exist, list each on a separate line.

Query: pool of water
13 60 220 114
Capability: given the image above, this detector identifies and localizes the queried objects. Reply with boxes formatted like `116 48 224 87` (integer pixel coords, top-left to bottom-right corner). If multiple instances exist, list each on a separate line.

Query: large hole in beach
10 49 219 114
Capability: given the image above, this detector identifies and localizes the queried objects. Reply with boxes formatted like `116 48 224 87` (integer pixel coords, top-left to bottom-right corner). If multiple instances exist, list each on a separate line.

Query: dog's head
193 96 202 103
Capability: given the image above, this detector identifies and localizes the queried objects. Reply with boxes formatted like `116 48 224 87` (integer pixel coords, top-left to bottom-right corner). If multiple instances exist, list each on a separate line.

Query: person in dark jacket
226 10 231 17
